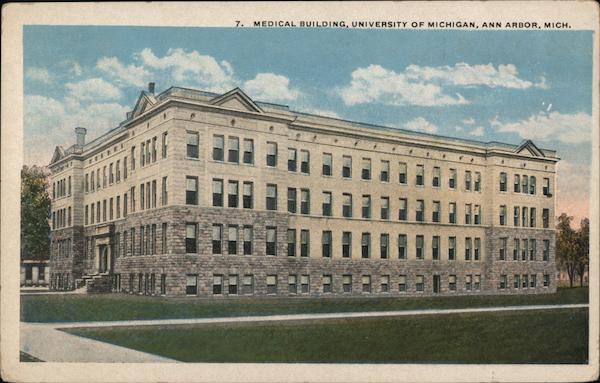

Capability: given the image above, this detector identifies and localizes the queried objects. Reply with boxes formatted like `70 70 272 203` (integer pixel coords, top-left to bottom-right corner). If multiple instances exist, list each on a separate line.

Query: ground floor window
343 275 352 293
399 275 407 292
243 275 254 295
228 274 238 295
288 275 297 294
322 275 332 293
449 275 457 291
150 273 156 294
129 273 134 293
138 273 143 293
416 275 424 292
362 275 371 293
213 275 223 295
499 275 507 289
543 274 550 287
514 274 520 289
186 274 198 295
465 275 472 291
160 274 166 295
474 275 481 290
301 275 310 294
266 275 277 294
380 275 389 293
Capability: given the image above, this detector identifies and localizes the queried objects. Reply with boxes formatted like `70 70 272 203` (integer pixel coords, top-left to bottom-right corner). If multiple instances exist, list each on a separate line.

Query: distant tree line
556 213 589 288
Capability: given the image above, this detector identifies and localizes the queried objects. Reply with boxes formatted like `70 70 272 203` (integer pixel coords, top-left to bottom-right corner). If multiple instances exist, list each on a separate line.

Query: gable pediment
50 146 65 164
515 140 544 157
131 91 157 119
210 88 263 113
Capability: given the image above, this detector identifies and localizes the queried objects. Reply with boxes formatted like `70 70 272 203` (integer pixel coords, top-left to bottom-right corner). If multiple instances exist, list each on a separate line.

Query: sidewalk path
21 303 587 362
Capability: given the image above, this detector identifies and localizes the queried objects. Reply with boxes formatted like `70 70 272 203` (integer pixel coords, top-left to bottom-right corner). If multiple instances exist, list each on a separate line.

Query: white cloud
243 73 300 102
65 78 122 101
469 126 485 136
97 57 149 87
303 108 340 119
405 63 546 89
400 117 438 134
69 62 83 77
26 67 52 84
339 64 468 107
137 48 235 92
491 111 591 144
462 117 476 125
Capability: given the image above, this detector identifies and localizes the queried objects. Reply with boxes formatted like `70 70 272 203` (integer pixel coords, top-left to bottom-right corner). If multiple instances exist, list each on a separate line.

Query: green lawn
21 287 588 323
20 351 44 362
65 308 588 363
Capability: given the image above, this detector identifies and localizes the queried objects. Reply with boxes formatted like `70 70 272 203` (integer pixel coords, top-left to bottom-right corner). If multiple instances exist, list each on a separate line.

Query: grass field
21 287 588 323
65 308 588 363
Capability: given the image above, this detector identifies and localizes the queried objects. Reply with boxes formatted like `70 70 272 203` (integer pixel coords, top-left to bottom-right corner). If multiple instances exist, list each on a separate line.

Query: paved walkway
21 303 587 362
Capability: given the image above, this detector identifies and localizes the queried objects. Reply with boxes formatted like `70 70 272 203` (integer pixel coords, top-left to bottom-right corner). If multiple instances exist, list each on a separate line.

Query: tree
555 213 579 287
21 165 51 261
575 218 590 286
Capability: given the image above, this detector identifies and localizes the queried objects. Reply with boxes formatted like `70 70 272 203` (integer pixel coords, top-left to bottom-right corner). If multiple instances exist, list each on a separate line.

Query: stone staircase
74 273 112 293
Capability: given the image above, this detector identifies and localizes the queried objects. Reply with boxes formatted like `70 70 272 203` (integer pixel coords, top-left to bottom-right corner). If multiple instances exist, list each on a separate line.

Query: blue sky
23 26 593 221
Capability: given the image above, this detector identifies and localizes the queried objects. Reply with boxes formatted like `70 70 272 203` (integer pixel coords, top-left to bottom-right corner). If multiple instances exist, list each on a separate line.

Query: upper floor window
186 223 197 253
474 205 481 225
287 188 297 213
228 137 239 163
499 172 507 192
449 168 457 189
432 201 440 223
380 234 389 259
399 162 407 184
131 146 136 170
322 153 332 176
322 231 332 258
266 142 277 167
266 227 277 256
300 189 310 214
398 198 407 221
514 174 521 193
529 176 536 195
521 175 529 195
322 192 332 216
342 193 353 218
243 182 253 209
266 184 277 210
361 233 371 258
300 150 310 174
141 142 146 166
361 158 371 180
416 165 424 186
187 132 200 159
543 177 551 196
449 202 456 224
342 156 352 178
209 135 223 161
542 208 550 228
380 197 390 220
228 181 239 208
474 172 481 192
530 207 537 227
499 205 507 226
465 171 472 191
514 206 520 227
415 235 424 260
362 195 371 219
432 167 440 187
416 199 424 222
212 179 223 207
162 132 168 159
288 148 297 172
380 160 389 182
186 176 198 205
465 203 472 224
243 138 254 165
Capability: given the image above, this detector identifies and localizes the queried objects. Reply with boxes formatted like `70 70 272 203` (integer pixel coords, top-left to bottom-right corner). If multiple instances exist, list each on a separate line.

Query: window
212 275 223 295
474 205 481 225
390 275 404 294
152 137 157 162
398 234 407 259
229 275 239 295
542 209 549 228
211 135 223 161
109 198 113 220
499 205 507 226
361 233 371 258
499 172 507 192
432 166 441 187
514 174 521 193
529 239 536 261
213 179 223 207
432 236 440 260
464 237 473 261
522 274 528 289
380 234 389 259
322 231 332 257
228 226 238 255
398 198 407 221
186 274 197 295
380 275 390 293
243 226 253 255
416 275 424 292
342 232 352 258
85 174 89 193
399 162 407 184
380 197 389 220
243 182 253 209
432 201 440 223
300 150 310 174
543 240 550 261
288 148 297 171
300 189 310 214
212 224 223 254
322 192 332 216
162 132 168 159
362 195 371 219
449 275 457 291
146 139 151 164
416 200 424 222
380 160 389 182
266 227 277 256
227 137 239 163
288 275 298 294
500 237 507 260
465 275 473 291
474 172 481 191
448 236 456 260
186 176 198 205
530 207 536 227
187 132 199 159
522 207 528 227
85 205 89 225
266 184 277 210
287 229 296 256
322 153 332 176
162 177 168 205
343 275 352 293
124 193 128 217
301 275 310 293
300 230 310 257
161 223 167 254
342 193 352 218
465 204 472 224
474 275 481 290
522 175 528 195
123 157 128 180
521 239 528 261
543 178 551 196
362 275 371 293
185 224 197 253
474 237 481 260
416 235 424 260
243 138 254 164
109 163 114 184
243 275 254 295
361 158 371 180
449 168 457 189
287 188 297 213
513 239 520 261
529 176 536 194
416 164 424 186
103 166 107 187
266 142 277 167
543 274 550 287
514 206 520 227
322 275 332 293
500 275 507 289
464 171 472 191
151 180 157 208
228 181 239 208
342 156 352 178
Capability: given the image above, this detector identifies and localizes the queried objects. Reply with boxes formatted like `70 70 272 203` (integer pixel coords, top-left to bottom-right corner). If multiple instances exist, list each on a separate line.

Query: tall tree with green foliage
555 213 579 288
21 165 51 261
575 218 589 287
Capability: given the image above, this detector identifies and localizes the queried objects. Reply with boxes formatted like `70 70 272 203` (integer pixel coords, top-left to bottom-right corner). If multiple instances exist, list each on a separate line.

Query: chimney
75 127 87 147
148 82 155 94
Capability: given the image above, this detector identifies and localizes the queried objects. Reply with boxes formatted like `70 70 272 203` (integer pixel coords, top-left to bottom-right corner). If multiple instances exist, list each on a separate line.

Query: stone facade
48 85 559 297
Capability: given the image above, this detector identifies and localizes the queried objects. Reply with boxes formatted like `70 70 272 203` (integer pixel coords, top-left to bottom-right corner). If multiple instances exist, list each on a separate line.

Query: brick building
48 84 558 296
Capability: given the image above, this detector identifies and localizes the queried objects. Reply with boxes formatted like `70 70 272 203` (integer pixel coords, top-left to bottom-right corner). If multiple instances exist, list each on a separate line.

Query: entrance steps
74 273 112 294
